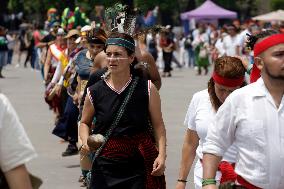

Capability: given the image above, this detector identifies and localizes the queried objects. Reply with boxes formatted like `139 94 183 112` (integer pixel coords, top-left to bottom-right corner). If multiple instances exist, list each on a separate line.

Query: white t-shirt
222 34 241 56
6 34 16 50
184 89 236 187
215 38 225 57
238 29 250 49
0 94 37 172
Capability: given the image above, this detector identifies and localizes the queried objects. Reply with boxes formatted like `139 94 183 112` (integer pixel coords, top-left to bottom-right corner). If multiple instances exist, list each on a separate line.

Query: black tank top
88 76 150 136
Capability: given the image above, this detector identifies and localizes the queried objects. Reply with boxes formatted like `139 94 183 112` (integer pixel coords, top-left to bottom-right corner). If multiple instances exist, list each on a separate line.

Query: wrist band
78 144 84 151
177 179 187 183
202 178 216 187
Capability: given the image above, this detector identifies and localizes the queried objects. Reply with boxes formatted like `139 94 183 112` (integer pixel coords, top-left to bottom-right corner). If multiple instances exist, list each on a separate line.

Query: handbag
0 169 42 189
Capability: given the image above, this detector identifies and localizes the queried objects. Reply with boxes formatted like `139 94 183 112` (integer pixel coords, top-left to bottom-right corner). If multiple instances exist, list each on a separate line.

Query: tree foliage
271 0 284 10
6 0 262 25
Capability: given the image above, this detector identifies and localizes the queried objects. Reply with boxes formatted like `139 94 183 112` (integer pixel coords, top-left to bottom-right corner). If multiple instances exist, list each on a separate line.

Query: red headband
212 71 244 87
254 33 284 57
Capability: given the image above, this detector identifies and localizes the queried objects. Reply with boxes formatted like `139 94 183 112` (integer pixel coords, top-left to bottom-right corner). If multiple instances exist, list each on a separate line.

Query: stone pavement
0 63 211 188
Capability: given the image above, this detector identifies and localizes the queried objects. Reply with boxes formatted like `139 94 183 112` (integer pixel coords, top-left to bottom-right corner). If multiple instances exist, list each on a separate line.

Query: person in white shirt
176 56 246 189
0 93 37 189
214 27 227 58
202 30 284 189
6 31 16 65
222 25 241 56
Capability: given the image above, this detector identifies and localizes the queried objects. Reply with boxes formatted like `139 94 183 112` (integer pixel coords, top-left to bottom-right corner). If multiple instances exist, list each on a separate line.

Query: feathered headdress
104 3 137 36
104 3 165 37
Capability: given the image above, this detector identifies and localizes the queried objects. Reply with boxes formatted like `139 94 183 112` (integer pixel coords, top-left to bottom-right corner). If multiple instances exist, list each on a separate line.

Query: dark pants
7 49 13 64
149 49 157 62
52 96 79 142
162 51 173 73
24 46 35 68
91 156 145 189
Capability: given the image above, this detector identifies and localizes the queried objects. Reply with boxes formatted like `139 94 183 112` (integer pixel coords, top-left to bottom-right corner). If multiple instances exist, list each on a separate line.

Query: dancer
80 32 166 188
202 32 284 189
176 56 246 189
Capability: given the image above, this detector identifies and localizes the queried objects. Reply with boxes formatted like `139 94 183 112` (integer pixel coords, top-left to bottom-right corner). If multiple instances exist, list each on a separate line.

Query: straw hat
64 29 80 39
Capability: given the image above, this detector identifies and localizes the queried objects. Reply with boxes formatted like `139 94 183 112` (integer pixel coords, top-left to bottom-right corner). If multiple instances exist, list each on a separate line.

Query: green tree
6 0 263 26
8 0 77 23
271 0 284 10
133 0 177 25
8 0 23 13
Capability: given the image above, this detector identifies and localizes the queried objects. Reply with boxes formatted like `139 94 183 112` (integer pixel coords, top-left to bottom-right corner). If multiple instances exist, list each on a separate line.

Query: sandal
80 179 87 187
78 175 85 182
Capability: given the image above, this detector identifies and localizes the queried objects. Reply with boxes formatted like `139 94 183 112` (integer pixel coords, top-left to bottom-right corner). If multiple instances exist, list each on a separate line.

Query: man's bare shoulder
140 50 155 62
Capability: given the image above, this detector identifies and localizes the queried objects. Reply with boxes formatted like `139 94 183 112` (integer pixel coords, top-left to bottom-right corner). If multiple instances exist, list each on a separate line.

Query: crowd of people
0 3 283 189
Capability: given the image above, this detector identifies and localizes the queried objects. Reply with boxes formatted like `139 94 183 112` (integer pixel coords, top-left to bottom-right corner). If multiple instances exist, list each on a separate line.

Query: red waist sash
100 132 166 189
237 175 262 189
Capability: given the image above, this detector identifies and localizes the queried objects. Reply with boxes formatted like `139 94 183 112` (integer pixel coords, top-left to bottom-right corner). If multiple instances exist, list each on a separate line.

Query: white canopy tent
252 10 284 21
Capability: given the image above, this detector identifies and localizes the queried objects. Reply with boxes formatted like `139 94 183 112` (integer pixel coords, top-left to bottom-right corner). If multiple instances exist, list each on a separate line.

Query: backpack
0 36 8 51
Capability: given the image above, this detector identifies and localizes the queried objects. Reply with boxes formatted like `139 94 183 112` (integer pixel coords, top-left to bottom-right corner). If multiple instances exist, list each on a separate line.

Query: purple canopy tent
180 0 237 20
180 0 237 34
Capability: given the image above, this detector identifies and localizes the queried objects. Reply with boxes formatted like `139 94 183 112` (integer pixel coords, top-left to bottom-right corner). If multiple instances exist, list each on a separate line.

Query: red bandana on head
212 71 244 87
250 33 284 83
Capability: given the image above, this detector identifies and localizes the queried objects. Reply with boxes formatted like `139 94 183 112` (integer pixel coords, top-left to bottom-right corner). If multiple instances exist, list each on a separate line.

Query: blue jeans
7 49 13 64
187 48 195 67
0 51 8 68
